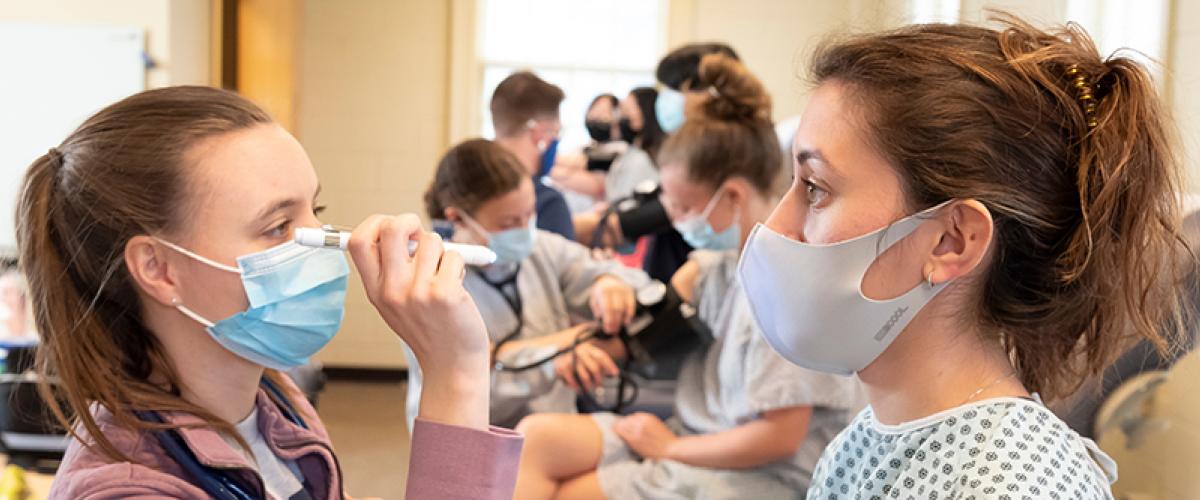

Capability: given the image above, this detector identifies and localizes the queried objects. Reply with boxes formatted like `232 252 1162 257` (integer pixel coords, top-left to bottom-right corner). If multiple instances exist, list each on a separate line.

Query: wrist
418 363 490 430
662 435 686 462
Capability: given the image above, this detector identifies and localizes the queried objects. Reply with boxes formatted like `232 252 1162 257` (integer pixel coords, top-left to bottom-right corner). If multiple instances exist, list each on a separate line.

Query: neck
856 298 1029 425
145 305 264 424
737 193 775 249
495 135 539 176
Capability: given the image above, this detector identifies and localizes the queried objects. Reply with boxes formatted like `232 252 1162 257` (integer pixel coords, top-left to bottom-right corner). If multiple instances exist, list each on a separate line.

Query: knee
515 413 557 443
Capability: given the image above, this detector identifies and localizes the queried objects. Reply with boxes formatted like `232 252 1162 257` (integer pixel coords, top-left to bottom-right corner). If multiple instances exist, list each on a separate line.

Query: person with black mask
550 94 626 200
577 43 742 283
573 88 667 251
607 87 665 203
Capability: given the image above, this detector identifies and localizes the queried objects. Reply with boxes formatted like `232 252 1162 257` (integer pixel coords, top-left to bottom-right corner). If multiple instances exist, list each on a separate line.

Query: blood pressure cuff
619 283 714 380
617 196 672 240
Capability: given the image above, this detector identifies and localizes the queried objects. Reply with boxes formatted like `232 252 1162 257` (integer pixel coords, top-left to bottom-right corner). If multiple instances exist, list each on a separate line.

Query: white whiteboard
0 23 146 257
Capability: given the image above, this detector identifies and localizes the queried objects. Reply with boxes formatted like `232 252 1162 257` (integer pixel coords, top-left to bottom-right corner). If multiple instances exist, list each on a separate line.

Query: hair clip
1066 65 1099 128
707 86 721 98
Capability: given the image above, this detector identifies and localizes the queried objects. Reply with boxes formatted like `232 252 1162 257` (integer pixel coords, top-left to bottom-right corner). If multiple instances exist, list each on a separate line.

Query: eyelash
802 179 827 206
266 205 327 238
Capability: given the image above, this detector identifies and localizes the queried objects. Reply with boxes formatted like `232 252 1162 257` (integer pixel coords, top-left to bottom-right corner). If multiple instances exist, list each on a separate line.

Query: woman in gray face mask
407 139 653 431
736 15 1190 499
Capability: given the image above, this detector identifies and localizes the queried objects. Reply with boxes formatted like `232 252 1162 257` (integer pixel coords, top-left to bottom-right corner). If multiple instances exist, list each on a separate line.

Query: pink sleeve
404 419 524 500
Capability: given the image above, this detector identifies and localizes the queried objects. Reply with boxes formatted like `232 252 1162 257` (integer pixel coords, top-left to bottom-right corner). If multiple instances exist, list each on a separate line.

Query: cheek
180 260 249 317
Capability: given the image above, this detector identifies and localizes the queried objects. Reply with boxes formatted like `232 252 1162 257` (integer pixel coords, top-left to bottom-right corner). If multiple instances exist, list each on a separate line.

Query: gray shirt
406 230 653 429
604 146 659 203
674 250 867 490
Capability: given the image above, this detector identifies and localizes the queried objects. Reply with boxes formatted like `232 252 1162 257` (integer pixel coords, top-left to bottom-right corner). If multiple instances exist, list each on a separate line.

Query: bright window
908 0 960 24
477 0 665 152
1066 0 1169 78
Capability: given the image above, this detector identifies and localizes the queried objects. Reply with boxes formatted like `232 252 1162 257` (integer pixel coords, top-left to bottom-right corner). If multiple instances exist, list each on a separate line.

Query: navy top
535 181 576 241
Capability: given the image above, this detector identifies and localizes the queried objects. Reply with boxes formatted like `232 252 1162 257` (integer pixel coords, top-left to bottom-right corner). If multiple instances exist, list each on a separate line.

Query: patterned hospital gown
809 397 1117 499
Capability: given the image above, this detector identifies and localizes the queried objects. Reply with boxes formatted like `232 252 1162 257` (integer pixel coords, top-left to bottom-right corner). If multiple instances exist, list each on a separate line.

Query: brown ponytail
811 14 1191 400
658 54 782 195
16 86 278 462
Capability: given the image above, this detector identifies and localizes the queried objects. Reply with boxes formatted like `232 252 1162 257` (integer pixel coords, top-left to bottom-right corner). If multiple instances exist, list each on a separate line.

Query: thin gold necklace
961 371 1017 406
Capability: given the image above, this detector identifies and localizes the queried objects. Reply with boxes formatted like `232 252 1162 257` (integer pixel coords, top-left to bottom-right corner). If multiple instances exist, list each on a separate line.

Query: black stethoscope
135 377 312 500
480 265 525 363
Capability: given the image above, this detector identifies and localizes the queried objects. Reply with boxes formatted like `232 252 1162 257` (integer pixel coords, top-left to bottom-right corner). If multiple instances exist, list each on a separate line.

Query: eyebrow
795 149 840 179
254 185 323 222
795 149 824 166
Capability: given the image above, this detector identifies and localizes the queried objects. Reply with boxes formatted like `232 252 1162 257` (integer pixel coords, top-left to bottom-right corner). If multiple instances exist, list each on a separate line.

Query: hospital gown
591 250 866 499
405 229 652 430
809 396 1117 499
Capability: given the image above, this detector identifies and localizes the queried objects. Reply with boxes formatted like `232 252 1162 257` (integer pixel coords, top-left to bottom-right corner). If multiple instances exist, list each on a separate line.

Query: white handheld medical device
294 227 497 266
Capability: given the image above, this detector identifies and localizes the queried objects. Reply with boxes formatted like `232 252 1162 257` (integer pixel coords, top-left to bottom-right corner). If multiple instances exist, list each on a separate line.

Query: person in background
740 16 1191 498
550 94 627 201
572 87 667 249
405 139 653 431
0 271 32 339
17 86 521 499
491 71 576 240
653 42 741 134
576 43 745 283
512 54 863 500
605 87 666 204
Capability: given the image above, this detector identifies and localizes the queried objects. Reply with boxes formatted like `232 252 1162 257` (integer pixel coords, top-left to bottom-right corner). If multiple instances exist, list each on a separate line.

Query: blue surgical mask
538 138 559 178
673 188 740 251
156 238 349 370
462 213 538 264
655 88 686 133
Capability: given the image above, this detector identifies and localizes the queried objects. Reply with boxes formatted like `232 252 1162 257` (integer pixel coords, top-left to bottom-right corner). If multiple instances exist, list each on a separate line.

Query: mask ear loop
454 209 493 245
171 297 216 328
153 238 241 274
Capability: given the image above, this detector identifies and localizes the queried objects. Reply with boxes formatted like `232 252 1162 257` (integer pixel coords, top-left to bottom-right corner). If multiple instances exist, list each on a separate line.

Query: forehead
659 162 712 202
795 83 864 156
181 124 318 213
589 98 615 112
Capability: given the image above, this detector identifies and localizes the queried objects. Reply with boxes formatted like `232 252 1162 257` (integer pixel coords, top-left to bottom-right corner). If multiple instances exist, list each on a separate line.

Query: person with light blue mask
654 42 741 134
512 55 864 500
406 139 654 431
17 86 526 500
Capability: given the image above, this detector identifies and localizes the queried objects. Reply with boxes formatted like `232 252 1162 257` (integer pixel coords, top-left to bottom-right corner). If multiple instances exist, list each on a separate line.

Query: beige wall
0 0 212 87
1171 0 1200 192
299 0 451 368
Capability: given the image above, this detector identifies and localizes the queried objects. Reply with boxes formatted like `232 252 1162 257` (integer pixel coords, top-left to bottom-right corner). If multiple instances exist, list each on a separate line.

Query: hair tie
1065 65 1099 128
707 86 721 98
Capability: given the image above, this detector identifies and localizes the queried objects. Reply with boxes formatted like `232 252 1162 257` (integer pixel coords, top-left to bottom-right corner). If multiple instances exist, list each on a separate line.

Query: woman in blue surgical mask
512 54 864 499
737 17 1191 498
17 86 524 499
410 139 653 431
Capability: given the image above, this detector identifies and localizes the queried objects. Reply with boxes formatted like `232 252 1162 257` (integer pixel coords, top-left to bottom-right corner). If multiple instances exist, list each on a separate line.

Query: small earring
925 270 936 289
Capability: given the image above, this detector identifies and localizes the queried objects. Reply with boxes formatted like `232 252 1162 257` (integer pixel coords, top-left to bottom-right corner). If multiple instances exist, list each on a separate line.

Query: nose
764 189 807 243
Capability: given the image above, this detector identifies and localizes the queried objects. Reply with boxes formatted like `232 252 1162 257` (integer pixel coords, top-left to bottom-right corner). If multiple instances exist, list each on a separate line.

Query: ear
925 200 994 285
124 235 180 308
722 178 752 210
443 206 462 224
